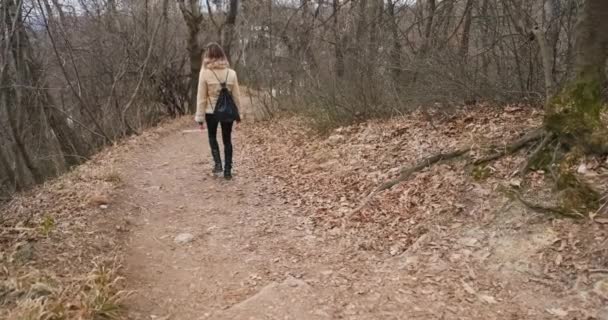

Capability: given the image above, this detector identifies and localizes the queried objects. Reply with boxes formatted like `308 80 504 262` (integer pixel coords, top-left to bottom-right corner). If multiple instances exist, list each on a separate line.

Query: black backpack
210 69 241 123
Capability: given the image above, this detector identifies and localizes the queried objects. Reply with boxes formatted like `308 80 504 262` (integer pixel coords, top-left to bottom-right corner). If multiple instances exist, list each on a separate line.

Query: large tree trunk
412 0 436 83
458 0 474 60
332 0 345 78
178 0 204 114
0 148 16 194
222 0 239 63
420 0 436 56
545 0 608 154
545 0 562 82
2 0 88 192
355 0 368 45
297 0 318 73
478 0 490 80
388 0 402 81
366 0 383 77
4 0 44 184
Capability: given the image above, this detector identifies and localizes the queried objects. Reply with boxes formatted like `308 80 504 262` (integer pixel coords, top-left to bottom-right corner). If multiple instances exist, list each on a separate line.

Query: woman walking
195 43 242 180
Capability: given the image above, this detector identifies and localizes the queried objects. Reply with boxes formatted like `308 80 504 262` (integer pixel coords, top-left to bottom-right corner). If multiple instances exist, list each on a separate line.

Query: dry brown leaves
241 105 608 315
241 105 605 252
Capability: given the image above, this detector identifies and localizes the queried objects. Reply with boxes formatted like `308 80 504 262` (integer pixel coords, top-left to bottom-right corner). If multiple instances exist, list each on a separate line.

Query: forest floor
2 105 608 319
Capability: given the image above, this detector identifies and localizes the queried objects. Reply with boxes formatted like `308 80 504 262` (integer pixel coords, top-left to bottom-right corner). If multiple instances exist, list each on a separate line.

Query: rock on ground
174 233 194 244
213 277 331 320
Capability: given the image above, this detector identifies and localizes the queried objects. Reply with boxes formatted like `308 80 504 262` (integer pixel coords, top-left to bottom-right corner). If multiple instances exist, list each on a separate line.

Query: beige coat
195 60 242 123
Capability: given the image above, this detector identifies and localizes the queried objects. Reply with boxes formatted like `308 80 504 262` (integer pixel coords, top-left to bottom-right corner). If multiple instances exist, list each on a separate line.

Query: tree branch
350 147 471 216
350 128 545 216
473 129 544 165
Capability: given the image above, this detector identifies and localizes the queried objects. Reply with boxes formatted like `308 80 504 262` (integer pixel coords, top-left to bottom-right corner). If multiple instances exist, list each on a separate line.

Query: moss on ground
546 68 608 154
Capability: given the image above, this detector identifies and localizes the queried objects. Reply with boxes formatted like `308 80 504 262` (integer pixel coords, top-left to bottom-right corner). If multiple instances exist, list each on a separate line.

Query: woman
195 43 242 180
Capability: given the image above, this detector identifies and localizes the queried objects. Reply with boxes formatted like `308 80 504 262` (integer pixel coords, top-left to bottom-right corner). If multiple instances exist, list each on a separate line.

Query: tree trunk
545 0 608 154
546 0 561 83
333 0 345 78
531 0 562 100
355 0 368 45
388 0 402 81
0 148 16 193
188 28 202 115
4 0 44 184
45 105 88 167
178 0 204 114
420 0 436 56
412 0 436 83
223 0 239 63
367 0 383 77
459 0 474 59
297 0 317 73
533 25 555 100
478 0 490 80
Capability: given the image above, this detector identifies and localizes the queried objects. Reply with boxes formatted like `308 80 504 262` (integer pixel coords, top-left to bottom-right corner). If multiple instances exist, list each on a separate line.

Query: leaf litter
2 106 608 318
240 105 608 318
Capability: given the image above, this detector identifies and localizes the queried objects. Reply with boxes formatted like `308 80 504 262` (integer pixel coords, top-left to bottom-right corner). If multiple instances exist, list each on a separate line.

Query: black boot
221 121 234 180
224 165 232 180
211 148 223 175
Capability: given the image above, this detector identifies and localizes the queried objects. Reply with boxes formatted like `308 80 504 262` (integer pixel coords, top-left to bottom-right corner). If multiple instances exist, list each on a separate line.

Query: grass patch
3 262 128 320
101 170 123 185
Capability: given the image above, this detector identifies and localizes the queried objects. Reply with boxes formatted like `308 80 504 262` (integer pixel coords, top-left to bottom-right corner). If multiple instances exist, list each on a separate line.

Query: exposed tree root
351 128 602 220
350 129 545 215
511 190 584 219
380 148 472 192
350 148 470 216
473 129 544 165
518 132 556 176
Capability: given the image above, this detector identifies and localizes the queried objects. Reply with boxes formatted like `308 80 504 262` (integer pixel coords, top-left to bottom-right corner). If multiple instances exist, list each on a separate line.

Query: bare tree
546 0 608 154
178 0 204 114
2 0 604 198
223 0 239 62
332 0 345 77
458 0 474 59
1 0 189 197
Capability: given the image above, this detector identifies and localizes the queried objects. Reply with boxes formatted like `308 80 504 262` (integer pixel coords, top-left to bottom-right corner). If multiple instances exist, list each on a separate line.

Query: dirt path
114 122 605 320
118 127 335 319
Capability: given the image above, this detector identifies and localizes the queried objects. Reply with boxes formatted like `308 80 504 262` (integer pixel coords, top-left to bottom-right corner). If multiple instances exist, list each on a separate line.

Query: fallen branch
589 269 608 274
350 147 471 216
473 129 544 165
1 227 36 232
518 132 555 176
382 148 471 192
512 190 584 219
350 128 545 216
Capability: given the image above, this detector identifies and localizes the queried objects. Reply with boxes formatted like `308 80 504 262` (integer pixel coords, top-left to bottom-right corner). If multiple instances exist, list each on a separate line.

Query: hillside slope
1 107 607 319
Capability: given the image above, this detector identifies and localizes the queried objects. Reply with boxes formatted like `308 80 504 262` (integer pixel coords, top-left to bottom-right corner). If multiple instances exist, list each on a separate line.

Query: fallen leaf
594 218 608 224
546 308 568 318
478 294 497 304
509 178 522 188
462 280 476 295
88 194 111 207
577 163 587 174
555 254 563 266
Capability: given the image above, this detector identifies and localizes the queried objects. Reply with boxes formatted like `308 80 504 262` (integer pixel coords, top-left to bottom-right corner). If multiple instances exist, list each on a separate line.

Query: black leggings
205 114 234 168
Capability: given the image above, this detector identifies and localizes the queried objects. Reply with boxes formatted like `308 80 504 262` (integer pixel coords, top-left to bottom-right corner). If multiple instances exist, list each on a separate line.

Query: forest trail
112 116 605 320
118 125 336 319
4 0 608 318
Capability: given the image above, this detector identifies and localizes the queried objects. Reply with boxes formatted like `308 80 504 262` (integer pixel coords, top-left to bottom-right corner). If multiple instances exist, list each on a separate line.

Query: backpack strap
210 69 229 88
